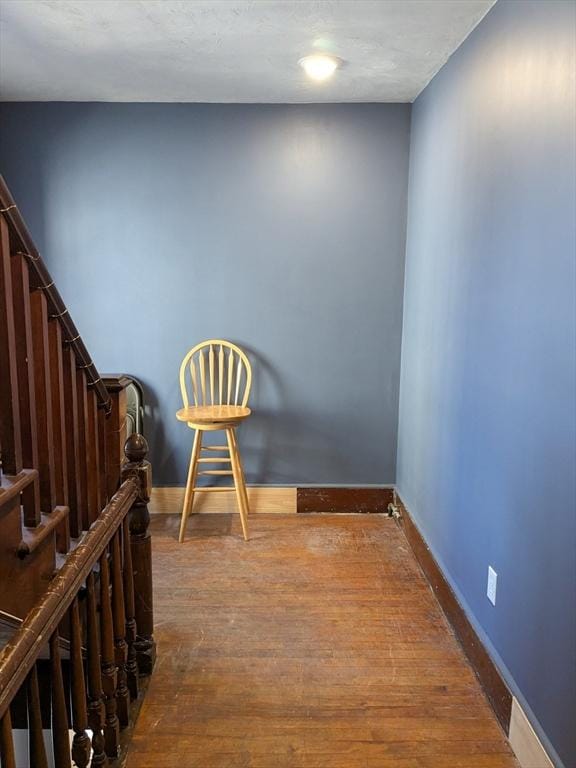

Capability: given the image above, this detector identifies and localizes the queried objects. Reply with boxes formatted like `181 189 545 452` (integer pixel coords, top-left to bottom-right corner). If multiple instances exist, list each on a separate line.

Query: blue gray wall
397 2 576 766
0 102 410 486
1 5 574 763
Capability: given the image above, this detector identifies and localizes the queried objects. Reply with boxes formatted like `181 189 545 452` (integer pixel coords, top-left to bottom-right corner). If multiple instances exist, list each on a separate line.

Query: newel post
121 434 156 675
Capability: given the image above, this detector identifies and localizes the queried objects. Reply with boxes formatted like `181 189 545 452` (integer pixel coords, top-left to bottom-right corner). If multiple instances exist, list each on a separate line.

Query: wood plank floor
126 514 519 768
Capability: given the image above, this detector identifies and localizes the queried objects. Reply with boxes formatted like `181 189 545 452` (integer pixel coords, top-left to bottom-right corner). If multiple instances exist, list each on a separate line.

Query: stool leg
230 428 250 516
179 429 202 543
226 428 249 541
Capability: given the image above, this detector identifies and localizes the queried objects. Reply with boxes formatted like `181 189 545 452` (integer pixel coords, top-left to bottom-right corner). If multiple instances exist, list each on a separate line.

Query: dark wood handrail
0 477 138 718
0 175 110 412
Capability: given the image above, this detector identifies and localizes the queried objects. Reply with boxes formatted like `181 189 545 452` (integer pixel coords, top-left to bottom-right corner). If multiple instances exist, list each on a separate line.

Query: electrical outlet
487 566 497 606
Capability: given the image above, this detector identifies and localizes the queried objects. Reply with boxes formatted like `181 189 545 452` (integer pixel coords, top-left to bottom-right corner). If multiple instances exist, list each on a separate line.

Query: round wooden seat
176 405 251 429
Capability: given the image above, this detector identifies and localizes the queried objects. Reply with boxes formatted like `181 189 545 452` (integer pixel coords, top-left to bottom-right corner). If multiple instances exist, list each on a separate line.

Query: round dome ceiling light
299 54 341 82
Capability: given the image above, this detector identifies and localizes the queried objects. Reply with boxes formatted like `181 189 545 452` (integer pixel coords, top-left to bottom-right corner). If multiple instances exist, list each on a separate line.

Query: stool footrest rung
197 457 231 463
198 469 234 476
193 486 236 493
201 445 229 451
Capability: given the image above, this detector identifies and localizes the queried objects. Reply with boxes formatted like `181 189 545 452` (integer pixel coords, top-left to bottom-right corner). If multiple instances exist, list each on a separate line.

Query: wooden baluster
62 345 82 537
49 630 72 768
30 289 57 512
86 570 107 766
10 252 41 524
111 529 129 726
0 215 23 476
122 434 156 674
227 348 234 405
48 318 70 552
122 515 139 700
199 350 206 404
209 344 215 405
86 388 101 523
76 369 90 529
218 344 224 405
21 479 42 532
27 664 49 768
190 357 199 405
0 708 16 768
69 596 91 768
235 358 242 406
97 404 108 508
100 546 120 757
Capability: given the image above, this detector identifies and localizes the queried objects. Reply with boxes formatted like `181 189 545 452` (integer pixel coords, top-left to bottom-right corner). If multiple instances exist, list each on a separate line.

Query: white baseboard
150 486 297 514
509 697 554 768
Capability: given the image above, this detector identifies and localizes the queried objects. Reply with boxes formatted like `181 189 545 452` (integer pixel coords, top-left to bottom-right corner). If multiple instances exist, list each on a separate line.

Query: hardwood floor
126 514 519 768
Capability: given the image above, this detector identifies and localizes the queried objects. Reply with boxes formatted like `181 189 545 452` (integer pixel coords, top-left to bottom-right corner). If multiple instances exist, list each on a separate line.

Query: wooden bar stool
176 340 252 542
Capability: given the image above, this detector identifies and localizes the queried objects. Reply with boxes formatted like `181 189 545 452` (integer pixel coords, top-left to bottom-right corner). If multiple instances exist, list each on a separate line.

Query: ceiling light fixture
299 54 341 82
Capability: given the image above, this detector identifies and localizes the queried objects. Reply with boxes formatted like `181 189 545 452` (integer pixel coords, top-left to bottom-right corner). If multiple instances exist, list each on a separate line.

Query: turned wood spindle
0 708 17 768
69 596 91 768
111 528 130 727
122 433 156 674
123 514 139 700
26 664 49 768
49 630 72 768
99 546 120 758
86 570 107 767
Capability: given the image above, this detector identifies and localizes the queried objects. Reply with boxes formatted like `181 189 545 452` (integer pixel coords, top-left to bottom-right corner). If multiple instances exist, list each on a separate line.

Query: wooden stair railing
0 176 143 611
1 175 108 579
0 177 156 763
0 436 152 766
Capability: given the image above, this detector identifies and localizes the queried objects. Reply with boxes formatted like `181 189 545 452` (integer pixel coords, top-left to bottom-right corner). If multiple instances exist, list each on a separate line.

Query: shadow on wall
227 343 355 485
239 343 287 484
138 379 168 474
138 344 350 486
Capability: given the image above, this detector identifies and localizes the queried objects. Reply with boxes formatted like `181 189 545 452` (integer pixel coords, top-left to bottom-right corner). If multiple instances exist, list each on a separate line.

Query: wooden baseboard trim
151 486 395 516
150 486 297 514
297 487 394 513
394 491 513 734
509 697 554 768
